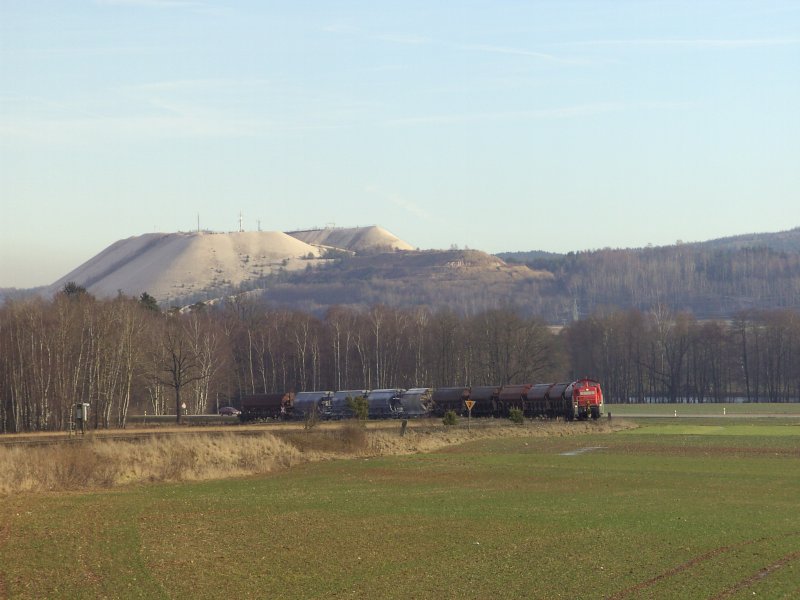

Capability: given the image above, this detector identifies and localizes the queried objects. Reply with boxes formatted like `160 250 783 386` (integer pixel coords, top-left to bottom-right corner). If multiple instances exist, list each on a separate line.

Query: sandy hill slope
286 226 414 253
312 248 544 277
47 231 321 301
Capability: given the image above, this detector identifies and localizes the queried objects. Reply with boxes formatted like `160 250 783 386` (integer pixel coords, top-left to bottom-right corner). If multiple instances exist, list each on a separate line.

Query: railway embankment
0 418 633 495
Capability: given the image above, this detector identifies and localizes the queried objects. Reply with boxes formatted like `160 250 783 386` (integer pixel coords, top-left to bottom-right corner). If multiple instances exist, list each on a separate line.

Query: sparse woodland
502 243 800 321
2 282 800 432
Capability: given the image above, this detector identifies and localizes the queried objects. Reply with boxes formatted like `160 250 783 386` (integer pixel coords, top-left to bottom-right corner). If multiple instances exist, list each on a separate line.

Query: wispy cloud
0 114 259 143
456 43 581 64
119 78 272 94
1 73 371 145
0 93 337 144
365 186 432 222
559 38 799 49
95 0 201 7
386 103 634 126
328 25 585 66
386 102 695 127
374 33 432 46
366 28 798 62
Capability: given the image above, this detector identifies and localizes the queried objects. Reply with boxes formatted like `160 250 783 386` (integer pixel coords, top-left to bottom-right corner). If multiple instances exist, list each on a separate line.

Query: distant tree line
1 286 799 432
511 244 800 321
567 306 800 404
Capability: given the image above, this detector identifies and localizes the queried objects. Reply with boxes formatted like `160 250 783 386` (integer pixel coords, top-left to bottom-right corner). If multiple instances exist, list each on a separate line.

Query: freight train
239 379 603 422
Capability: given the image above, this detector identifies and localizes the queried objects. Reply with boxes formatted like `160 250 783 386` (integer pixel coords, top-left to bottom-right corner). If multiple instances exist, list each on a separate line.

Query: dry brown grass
0 419 633 495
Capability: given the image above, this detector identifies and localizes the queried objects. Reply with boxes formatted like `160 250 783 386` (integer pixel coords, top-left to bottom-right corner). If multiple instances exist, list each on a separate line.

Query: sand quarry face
47 226 413 301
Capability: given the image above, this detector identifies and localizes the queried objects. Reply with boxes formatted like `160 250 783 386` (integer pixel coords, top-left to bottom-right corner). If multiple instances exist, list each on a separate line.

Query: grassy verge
0 419 623 494
1 419 798 599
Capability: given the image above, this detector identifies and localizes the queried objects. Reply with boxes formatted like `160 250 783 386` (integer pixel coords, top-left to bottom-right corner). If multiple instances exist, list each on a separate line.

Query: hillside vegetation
499 226 800 321
237 248 553 316
223 230 800 322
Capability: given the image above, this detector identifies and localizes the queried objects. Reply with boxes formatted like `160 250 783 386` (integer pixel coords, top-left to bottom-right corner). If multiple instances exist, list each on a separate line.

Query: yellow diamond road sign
465 400 475 411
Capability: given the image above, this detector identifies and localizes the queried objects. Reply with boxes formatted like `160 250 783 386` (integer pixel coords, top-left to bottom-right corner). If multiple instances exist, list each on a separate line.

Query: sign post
465 400 475 432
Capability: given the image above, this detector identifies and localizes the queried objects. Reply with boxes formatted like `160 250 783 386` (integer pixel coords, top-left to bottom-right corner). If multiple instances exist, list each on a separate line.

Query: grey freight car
292 391 333 420
329 390 368 419
400 388 433 417
366 389 404 419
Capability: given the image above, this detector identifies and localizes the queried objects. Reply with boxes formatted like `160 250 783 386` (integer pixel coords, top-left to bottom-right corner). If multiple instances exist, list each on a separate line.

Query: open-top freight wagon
495 383 533 417
239 392 295 421
468 385 501 418
431 387 470 417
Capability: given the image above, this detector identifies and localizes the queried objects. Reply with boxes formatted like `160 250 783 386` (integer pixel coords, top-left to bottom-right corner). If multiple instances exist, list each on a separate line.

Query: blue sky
1 0 798 288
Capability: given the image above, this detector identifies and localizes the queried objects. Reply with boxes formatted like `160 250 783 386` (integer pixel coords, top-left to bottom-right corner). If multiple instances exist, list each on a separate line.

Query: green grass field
2 420 799 599
606 402 800 416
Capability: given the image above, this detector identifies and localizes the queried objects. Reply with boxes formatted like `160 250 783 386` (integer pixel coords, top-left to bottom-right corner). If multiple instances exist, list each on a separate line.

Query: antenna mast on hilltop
239 211 243 232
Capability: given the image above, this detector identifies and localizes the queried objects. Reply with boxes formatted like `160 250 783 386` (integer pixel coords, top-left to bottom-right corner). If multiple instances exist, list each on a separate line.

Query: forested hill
498 227 800 263
497 227 800 322
690 227 800 253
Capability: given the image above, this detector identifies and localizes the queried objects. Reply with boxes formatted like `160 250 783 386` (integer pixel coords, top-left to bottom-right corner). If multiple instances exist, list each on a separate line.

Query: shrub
509 408 524 424
442 410 457 426
347 395 369 423
304 405 319 430
338 423 369 452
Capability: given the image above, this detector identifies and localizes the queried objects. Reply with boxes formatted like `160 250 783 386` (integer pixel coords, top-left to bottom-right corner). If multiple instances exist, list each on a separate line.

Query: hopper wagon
400 388 433 418
329 389 368 420
292 391 333 420
366 389 405 419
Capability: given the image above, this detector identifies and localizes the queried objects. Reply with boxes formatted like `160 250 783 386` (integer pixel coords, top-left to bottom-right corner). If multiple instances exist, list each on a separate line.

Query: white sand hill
287 225 414 252
47 226 413 301
48 231 320 300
